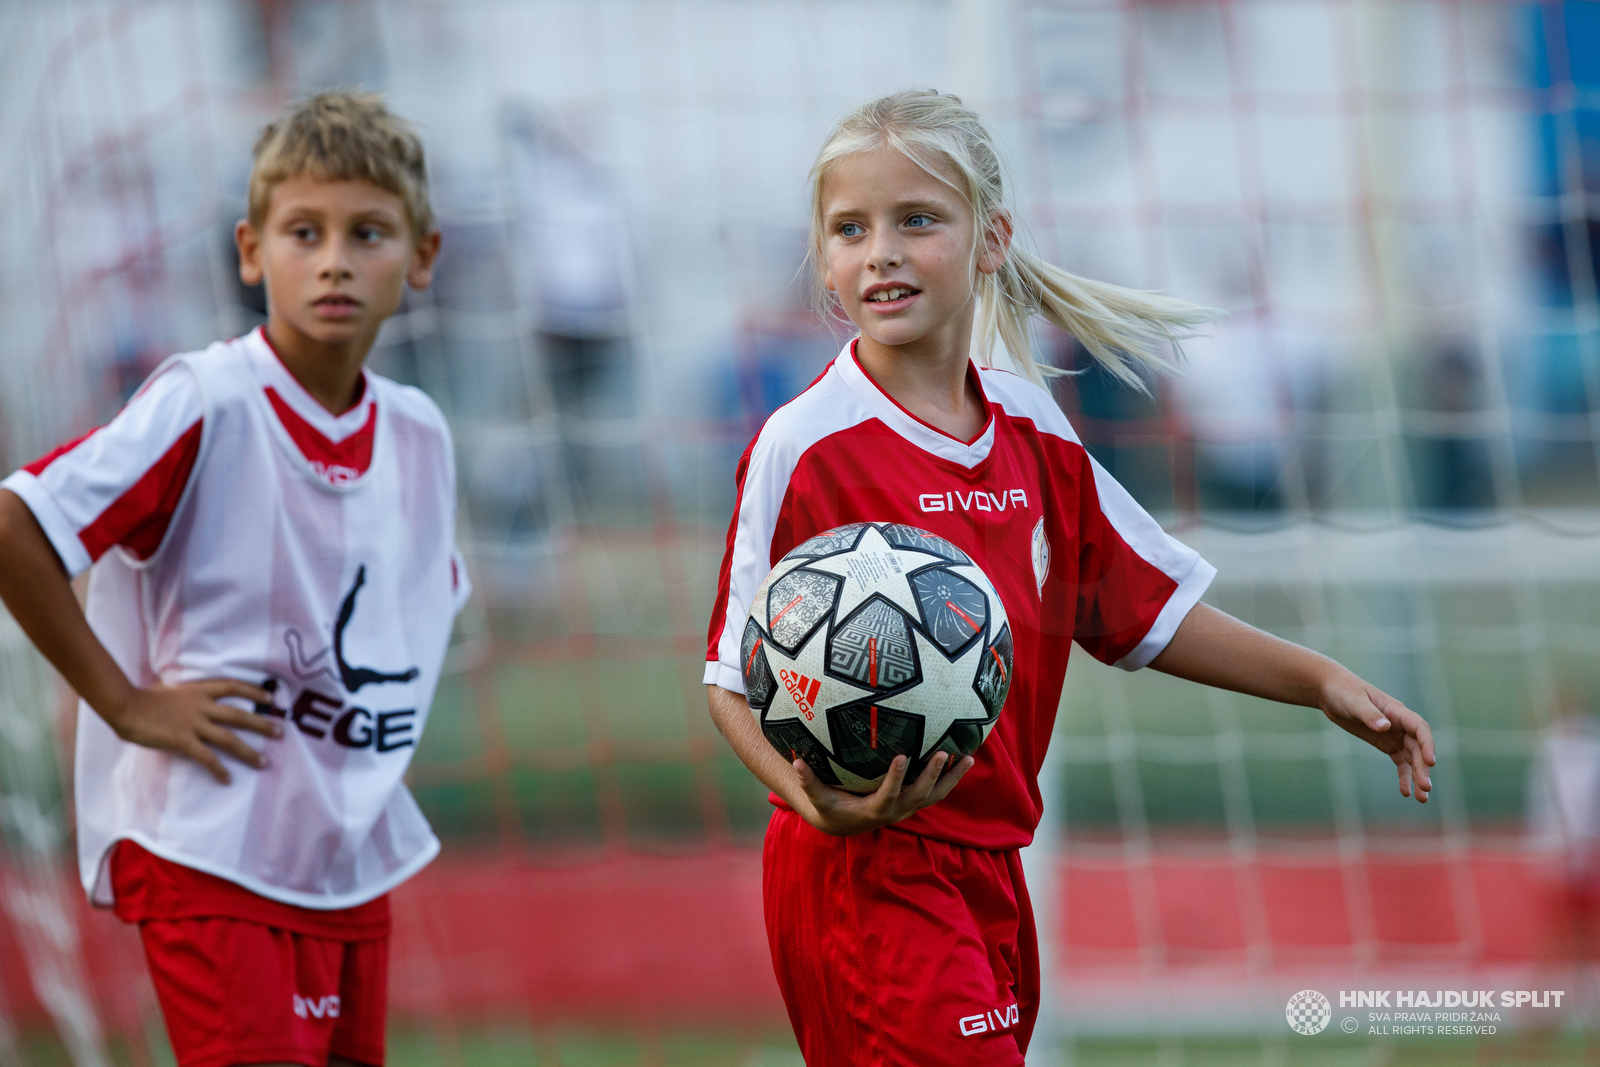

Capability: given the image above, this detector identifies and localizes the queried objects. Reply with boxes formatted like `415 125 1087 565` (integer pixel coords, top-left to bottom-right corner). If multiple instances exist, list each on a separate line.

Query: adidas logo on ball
741 522 1013 793
780 669 821 720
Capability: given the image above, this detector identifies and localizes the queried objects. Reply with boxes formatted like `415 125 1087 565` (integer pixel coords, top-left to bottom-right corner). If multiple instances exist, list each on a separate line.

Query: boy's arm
706 683 973 837
1149 602 1436 803
0 489 279 783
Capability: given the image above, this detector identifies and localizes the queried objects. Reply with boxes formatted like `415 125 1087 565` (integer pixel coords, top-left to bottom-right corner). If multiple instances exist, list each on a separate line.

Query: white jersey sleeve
703 430 797 695
2 360 206 578
703 367 876 694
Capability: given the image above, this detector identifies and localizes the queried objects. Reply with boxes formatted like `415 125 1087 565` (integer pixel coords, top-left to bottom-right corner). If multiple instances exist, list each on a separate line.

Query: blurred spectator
1171 316 1292 516
504 104 635 417
1527 697 1600 890
1526 694 1600 1032
1410 344 1496 514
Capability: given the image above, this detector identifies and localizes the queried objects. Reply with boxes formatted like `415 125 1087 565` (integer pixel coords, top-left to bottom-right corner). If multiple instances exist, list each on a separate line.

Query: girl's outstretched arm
1148 602 1436 803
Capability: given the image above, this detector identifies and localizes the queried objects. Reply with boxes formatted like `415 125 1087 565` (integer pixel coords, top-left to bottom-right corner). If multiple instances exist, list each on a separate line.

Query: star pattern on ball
757 623 870 743
904 627 990 746
801 524 945 623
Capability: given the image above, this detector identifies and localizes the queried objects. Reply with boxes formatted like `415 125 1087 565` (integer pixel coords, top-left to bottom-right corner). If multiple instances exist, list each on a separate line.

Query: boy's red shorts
763 808 1038 1067
111 842 389 1067
139 918 387 1067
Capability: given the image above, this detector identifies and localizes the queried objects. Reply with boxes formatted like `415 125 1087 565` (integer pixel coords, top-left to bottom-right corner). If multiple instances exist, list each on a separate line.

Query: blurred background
3 0 1600 1063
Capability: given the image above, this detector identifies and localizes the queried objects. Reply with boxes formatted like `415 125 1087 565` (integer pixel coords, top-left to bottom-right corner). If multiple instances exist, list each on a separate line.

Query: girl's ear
822 266 837 293
978 211 1013 276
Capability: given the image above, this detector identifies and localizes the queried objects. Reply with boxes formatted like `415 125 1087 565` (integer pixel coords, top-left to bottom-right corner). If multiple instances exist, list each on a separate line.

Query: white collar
242 327 375 444
832 339 997 469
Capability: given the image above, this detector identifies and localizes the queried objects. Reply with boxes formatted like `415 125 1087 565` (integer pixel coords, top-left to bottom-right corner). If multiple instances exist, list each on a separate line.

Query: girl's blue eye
906 214 931 228
840 222 863 237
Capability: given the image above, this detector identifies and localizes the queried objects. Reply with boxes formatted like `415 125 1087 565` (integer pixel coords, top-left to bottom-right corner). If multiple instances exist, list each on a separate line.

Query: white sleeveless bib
76 332 466 909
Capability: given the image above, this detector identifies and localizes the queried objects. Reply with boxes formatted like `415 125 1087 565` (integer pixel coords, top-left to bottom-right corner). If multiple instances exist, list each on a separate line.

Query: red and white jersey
705 341 1214 849
2 327 469 909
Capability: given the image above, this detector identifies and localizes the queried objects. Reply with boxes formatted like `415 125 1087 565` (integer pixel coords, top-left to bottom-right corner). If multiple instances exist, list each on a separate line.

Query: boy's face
236 177 439 350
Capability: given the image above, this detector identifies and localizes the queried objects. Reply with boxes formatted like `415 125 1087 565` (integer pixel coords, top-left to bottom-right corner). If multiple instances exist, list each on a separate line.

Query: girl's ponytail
980 247 1220 391
811 90 1222 391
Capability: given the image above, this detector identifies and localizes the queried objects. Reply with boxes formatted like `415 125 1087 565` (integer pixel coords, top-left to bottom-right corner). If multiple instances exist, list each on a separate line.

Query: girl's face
819 146 1002 355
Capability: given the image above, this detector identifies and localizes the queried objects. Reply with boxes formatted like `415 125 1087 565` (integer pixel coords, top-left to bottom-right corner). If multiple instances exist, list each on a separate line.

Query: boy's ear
235 219 264 287
407 229 442 290
977 211 1013 276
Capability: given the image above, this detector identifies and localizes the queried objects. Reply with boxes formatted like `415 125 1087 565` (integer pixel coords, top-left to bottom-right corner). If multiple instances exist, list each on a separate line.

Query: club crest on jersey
779 669 820 720
1031 517 1050 596
258 563 421 755
918 489 1028 514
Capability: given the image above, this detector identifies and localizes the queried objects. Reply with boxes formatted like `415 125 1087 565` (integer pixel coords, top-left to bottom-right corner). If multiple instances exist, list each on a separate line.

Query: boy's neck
263 318 371 416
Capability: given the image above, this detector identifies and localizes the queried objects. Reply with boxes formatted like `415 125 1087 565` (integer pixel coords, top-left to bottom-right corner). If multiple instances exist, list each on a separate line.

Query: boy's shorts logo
293 993 341 1020
779 669 820 720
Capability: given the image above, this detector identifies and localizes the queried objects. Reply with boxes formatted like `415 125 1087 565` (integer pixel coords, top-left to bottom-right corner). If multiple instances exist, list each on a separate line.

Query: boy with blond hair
0 91 465 1067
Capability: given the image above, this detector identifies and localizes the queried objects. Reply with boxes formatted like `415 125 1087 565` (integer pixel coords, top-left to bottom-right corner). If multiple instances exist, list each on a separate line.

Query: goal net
0 1 1595 1064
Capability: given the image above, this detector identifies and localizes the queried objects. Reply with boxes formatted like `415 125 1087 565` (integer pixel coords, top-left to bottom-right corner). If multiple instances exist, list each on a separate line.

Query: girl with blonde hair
705 89 1434 1066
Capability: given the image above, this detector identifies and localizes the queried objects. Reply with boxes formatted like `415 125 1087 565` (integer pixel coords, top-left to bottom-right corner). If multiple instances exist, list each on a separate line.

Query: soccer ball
741 522 1013 793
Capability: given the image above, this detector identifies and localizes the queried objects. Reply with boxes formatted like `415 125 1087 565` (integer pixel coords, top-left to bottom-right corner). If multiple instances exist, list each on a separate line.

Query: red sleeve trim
79 419 203 563
23 428 100 476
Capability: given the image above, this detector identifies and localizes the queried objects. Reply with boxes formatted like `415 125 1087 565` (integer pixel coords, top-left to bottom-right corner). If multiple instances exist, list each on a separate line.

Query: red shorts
140 918 388 1067
763 809 1038 1067
111 842 390 1067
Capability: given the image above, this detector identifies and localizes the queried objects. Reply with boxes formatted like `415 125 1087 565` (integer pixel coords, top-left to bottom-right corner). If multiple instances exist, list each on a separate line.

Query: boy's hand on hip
1319 675 1436 804
103 679 281 784
793 752 975 836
